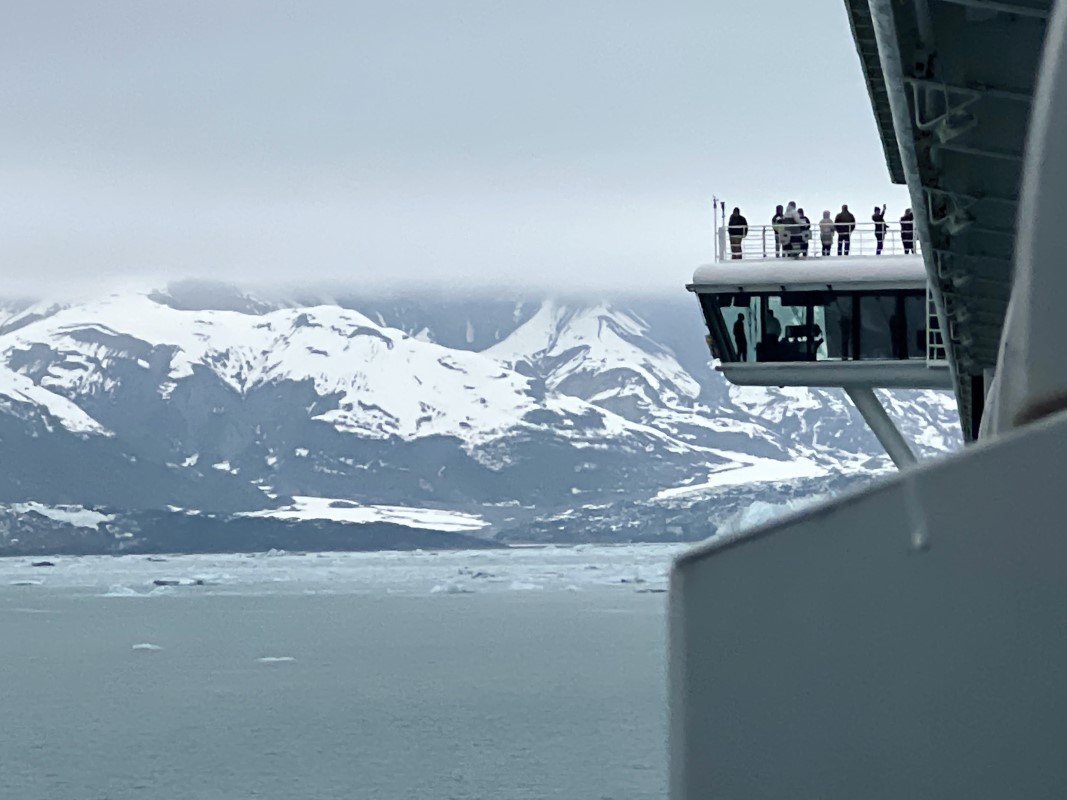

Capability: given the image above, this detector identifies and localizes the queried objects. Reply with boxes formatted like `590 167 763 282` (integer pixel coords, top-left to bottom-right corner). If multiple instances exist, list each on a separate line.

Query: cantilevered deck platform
689 253 949 391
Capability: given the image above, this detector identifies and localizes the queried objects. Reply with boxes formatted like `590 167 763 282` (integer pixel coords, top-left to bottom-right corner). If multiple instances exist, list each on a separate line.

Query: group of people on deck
725 203 916 259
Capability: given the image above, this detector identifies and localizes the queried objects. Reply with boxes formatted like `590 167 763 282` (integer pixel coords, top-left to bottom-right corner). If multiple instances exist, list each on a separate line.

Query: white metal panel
719 360 952 389
670 406 1067 799
691 254 925 292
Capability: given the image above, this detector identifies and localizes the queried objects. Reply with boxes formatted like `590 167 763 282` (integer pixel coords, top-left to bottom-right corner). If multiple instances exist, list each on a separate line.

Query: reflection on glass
859 295 895 359
903 294 925 360
819 295 853 360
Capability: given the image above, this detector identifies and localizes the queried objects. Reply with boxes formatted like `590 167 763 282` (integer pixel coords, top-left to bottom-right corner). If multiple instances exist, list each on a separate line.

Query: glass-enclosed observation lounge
689 254 951 389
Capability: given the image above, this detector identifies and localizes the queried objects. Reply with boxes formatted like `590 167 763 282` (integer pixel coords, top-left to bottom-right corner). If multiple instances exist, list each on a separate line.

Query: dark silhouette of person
798 208 812 256
834 204 856 255
727 207 748 260
872 204 887 255
771 205 785 257
733 313 748 361
763 309 782 360
900 208 915 254
764 310 782 340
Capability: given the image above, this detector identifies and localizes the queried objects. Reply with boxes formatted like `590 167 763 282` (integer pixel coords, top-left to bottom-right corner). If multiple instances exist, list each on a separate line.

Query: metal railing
716 221 922 261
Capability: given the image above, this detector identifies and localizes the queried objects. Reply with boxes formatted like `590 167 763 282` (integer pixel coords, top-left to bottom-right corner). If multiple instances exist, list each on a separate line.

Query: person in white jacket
782 201 802 258
819 210 835 256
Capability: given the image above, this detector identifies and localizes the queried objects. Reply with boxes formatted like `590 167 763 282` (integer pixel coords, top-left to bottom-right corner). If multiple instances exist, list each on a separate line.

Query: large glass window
816 293 854 361
858 292 926 360
704 293 759 363
761 293 817 362
721 295 758 363
903 293 926 360
859 295 896 359
703 289 928 364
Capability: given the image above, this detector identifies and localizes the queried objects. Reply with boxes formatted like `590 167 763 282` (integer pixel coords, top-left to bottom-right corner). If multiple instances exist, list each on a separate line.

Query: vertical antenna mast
712 195 719 262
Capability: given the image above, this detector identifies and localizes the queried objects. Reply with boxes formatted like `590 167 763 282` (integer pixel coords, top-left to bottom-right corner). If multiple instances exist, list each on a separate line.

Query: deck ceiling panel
847 0 1053 439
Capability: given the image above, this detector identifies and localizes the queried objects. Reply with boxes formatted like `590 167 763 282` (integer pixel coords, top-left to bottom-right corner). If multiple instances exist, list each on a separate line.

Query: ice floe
1 543 688 598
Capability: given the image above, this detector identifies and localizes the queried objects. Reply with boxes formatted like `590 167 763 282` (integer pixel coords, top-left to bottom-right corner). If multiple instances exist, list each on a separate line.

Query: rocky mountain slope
0 282 961 553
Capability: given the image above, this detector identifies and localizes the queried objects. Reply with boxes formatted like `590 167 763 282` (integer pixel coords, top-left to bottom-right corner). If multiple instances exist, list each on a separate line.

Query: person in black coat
872 204 887 255
900 208 915 254
834 204 856 255
733 313 748 361
771 205 785 257
798 208 811 257
727 207 748 260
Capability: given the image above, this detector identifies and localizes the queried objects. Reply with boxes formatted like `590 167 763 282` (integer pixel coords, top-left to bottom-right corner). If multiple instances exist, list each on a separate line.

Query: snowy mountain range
0 281 962 554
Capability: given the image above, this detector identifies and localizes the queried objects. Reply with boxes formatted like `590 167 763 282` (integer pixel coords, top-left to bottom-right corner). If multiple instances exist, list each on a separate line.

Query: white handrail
717 221 921 261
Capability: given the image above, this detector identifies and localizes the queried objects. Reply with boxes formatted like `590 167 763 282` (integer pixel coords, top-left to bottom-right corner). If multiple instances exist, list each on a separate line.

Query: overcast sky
2 1 911 295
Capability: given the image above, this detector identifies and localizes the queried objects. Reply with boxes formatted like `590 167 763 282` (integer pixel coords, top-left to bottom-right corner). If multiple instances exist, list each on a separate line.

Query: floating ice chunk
131 643 162 652
104 584 141 597
430 582 475 595
257 656 296 664
508 581 543 591
152 577 213 587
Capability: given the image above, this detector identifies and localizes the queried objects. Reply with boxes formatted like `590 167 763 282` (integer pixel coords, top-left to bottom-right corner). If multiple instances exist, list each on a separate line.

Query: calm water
0 546 679 799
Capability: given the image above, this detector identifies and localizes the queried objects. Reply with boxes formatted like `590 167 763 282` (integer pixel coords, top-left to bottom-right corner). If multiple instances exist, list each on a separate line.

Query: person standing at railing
798 208 812 256
819 210 835 256
834 204 856 255
771 205 785 257
872 204 887 255
727 207 748 259
782 201 804 258
900 208 915 254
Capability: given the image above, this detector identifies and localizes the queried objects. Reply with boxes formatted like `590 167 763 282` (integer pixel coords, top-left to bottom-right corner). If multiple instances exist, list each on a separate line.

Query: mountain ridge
0 281 961 553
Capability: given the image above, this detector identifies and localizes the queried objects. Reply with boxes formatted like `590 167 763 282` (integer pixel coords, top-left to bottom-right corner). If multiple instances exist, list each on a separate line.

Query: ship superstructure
670 2 1066 797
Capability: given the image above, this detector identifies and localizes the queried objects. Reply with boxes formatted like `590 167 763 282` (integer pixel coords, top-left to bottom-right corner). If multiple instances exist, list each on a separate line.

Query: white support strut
845 386 918 468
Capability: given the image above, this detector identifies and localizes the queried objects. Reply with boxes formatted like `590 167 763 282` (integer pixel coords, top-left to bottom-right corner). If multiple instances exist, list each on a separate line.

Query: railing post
712 197 718 262
762 227 767 258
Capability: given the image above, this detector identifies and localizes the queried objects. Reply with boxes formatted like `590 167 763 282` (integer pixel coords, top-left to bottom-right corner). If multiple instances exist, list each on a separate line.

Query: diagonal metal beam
904 76 1034 102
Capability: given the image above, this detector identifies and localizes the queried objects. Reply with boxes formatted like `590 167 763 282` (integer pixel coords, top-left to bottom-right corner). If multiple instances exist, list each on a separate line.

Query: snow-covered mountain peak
485 300 701 411
0 292 559 444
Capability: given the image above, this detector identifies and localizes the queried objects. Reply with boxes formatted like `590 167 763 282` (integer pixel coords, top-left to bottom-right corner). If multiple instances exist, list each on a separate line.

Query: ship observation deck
689 241 949 390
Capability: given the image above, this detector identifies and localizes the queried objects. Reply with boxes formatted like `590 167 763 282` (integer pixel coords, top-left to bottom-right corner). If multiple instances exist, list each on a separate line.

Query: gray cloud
1 0 910 295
